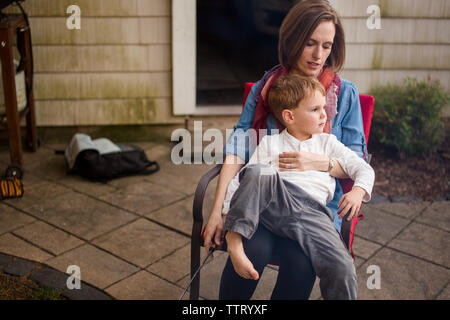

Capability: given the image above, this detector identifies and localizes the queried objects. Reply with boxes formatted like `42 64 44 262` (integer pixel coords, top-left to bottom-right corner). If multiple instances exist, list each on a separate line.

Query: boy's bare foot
226 231 259 280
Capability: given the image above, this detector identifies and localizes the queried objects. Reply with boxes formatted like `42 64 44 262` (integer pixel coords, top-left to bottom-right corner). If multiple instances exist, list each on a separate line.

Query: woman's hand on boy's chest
278 151 328 172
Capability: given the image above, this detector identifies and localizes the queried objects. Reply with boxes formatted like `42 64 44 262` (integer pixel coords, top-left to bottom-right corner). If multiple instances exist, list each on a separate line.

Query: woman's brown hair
278 0 345 73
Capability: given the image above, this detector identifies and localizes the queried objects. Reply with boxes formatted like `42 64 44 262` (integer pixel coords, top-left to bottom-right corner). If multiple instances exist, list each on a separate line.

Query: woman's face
296 21 336 77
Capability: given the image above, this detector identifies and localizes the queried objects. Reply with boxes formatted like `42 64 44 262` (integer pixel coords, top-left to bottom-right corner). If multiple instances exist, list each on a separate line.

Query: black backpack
71 144 160 183
60 134 160 183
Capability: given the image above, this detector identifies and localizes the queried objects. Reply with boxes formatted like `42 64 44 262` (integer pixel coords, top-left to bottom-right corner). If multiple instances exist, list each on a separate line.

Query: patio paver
0 142 448 300
355 205 410 245
0 233 53 262
99 181 186 216
46 244 139 289
146 190 216 236
12 221 85 255
352 236 382 259
22 192 137 241
106 270 186 300
356 248 450 300
436 284 450 300
4 180 72 211
0 203 35 235
415 201 450 232
388 222 450 268
146 243 221 283
92 218 189 268
369 201 430 219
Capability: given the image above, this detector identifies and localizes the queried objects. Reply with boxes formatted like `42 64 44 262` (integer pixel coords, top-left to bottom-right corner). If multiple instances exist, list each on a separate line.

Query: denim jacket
224 78 369 232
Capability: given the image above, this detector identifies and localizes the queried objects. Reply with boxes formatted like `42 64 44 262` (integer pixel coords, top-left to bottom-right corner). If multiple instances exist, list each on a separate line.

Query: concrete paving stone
131 141 159 151
356 205 410 245
353 236 382 259
40 144 66 151
177 252 284 301
354 256 366 269
3 258 37 277
0 253 12 268
0 154 7 165
251 267 278 300
389 195 420 203
4 180 72 211
147 244 191 283
106 270 185 300
21 173 47 188
388 222 450 268
146 190 215 236
99 180 186 216
107 174 154 190
310 278 322 300
144 170 200 196
142 143 173 162
13 221 85 255
20 150 69 181
62 282 112 300
23 192 137 241
367 202 429 220
92 218 189 268
436 283 450 300
357 248 450 300
0 146 55 169
177 252 228 300
367 194 390 204
146 243 224 283
30 267 70 290
0 203 35 235
161 162 214 183
0 233 53 262
415 201 450 232
57 174 118 198
153 142 214 175
46 244 139 289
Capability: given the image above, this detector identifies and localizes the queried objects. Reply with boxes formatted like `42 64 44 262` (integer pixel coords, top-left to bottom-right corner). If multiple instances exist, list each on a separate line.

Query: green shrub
370 77 449 156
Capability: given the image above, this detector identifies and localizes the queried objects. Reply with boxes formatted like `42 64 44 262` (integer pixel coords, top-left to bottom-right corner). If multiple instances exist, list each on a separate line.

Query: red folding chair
189 82 374 300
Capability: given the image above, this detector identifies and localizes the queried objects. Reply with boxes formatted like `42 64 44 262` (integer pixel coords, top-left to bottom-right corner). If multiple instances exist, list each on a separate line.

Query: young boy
222 74 375 300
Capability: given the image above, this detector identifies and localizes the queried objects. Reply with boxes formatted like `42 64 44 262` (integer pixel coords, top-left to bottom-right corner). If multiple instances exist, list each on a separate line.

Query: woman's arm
204 81 262 254
328 158 349 179
224 82 260 162
338 80 368 160
203 159 244 255
278 152 350 179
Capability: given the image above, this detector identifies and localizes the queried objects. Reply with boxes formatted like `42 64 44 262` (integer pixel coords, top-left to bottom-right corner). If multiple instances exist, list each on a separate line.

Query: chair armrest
192 164 223 224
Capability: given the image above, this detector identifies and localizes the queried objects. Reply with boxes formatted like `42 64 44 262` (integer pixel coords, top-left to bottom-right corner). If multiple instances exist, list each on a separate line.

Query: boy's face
285 89 327 139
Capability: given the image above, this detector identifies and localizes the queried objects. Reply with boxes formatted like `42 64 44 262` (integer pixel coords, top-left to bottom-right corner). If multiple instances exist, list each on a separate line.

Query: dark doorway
196 0 297 106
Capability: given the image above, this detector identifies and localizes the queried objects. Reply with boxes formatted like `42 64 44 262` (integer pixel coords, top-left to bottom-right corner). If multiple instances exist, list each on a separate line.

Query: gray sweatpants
224 164 357 300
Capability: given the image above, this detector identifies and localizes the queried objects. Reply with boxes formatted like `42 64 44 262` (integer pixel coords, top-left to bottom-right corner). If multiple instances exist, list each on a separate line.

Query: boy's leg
224 164 279 239
270 236 316 300
225 231 259 280
223 164 283 280
259 181 357 300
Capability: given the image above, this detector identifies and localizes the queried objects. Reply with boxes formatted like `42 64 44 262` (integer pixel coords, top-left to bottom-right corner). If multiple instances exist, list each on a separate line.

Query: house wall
3 0 449 127
335 0 450 95
4 0 183 126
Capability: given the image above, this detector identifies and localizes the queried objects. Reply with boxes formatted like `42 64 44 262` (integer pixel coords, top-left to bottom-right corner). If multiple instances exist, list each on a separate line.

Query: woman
203 0 368 300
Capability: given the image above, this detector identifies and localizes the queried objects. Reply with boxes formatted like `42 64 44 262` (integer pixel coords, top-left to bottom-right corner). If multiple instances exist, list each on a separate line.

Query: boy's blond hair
268 74 326 125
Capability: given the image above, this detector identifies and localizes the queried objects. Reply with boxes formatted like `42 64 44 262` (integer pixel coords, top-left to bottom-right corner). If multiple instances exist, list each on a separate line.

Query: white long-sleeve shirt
222 129 375 214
